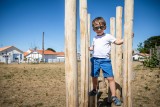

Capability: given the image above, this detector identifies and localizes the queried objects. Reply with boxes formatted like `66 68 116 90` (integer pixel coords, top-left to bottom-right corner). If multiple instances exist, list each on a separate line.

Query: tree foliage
137 35 160 53
137 42 146 53
143 49 159 68
144 36 160 53
47 48 56 52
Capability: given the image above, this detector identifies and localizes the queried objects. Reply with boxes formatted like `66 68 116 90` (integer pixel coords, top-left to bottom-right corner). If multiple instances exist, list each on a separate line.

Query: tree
137 42 146 53
137 36 160 53
47 48 56 52
143 48 159 68
144 36 160 53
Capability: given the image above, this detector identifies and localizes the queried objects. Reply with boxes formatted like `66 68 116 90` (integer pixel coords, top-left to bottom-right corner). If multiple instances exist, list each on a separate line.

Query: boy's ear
104 25 107 30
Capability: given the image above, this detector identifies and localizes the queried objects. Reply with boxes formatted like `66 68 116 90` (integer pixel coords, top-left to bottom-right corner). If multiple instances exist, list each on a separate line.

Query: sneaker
111 96 121 106
89 89 97 96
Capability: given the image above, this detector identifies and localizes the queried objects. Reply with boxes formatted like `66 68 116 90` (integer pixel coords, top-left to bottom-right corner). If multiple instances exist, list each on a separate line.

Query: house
24 49 57 63
24 49 65 63
0 46 24 64
52 52 65 62
132 53 149 61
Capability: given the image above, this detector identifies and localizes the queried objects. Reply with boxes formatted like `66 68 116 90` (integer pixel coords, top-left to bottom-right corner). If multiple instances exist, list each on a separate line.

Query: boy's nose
98 27 101 30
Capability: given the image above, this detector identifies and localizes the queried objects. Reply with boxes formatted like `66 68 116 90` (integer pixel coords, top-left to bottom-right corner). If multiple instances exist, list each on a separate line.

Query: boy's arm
114 39 124 45
114 33 134 45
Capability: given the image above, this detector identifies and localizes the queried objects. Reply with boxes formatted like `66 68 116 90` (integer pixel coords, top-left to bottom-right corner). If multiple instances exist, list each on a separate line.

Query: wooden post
65 0 78 107
110 17 116 75
80 0 88 107
115 6 123 100
88 13 91 92
87 14 97 107
85 12 89 107
123 0 134 107
110 17 116 103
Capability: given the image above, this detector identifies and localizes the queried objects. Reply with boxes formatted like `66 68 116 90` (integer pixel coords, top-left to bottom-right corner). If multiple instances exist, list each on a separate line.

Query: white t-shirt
92 33 116 59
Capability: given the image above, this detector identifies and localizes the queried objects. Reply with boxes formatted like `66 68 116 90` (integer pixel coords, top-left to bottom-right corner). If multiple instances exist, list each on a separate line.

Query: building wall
132 54 147 61
0 47 23 63
26 52 57 63
132 54 139 60
26 52 42 63
54 56 65 62
57 56 64 59
44 55 57 62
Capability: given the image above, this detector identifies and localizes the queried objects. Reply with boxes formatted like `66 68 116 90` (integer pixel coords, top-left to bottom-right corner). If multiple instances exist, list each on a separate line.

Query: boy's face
93 21 106 36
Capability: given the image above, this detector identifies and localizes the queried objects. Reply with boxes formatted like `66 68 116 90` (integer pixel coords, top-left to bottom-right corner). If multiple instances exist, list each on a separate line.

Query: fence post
115 6 123 100
88 13 91 92
65 0 78 107
123 0 134 107
110 17 116 103
110 17 116 76
80 0 88 107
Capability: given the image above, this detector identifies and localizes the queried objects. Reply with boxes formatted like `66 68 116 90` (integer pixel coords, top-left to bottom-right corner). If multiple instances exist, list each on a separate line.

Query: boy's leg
89 77 98 96
92 77 98 90
89 57 100 96
100 58 121 106
107 77 116 96
107 77 121 106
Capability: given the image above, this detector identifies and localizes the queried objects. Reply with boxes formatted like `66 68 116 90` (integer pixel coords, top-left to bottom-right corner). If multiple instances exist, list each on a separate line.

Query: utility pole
42 32 44 62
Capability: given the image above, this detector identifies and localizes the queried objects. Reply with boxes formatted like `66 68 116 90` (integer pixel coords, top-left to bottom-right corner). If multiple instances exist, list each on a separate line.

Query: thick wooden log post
109 17 116 103
88 14 97 107
85 12 89 107
123 0 134 107
88 13 92 92
110 17 116 75
80 0 88 107
65 0 78 107
115 6 123 100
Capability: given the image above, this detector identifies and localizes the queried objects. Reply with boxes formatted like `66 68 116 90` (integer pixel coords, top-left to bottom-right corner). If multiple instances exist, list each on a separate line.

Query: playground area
0 62 159 107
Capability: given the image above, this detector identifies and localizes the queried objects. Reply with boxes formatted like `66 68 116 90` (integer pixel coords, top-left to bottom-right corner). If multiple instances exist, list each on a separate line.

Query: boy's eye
94 26 105 30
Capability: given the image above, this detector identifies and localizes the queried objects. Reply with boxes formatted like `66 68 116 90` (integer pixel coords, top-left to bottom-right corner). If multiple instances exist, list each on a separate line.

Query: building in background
24 49 65 63
132 53 149 61
0 46 24 64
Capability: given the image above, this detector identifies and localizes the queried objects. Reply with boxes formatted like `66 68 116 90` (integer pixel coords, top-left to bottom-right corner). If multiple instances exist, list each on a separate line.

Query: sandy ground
0 62 160 107
131 62 160 107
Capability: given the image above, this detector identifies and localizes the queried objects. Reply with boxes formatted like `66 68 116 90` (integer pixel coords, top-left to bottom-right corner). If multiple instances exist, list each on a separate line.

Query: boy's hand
114 39 123 45
89 46 93 51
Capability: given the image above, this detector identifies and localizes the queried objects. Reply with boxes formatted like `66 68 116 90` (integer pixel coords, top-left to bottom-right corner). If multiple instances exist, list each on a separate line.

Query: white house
52 52 65 62
24 50 65 63
132 53 149 61
0 46 24 64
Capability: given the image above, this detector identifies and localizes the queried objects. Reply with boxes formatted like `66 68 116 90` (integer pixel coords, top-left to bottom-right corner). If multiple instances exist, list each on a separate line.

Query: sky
0 0 160 52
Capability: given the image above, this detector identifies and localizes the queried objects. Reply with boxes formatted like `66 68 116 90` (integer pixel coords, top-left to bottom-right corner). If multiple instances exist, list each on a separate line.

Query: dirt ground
131 62 160 107
0 62 159 107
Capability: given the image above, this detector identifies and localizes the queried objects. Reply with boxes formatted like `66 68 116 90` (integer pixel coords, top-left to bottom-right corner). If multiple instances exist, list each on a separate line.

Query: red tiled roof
0 46 13 52
24 50 58 56
56 52 65 56
37 50 57 55
24 52 29 57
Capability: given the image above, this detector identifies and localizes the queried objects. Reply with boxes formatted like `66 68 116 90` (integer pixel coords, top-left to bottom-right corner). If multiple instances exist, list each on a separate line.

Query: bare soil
0 62 159 107
131 62 160 107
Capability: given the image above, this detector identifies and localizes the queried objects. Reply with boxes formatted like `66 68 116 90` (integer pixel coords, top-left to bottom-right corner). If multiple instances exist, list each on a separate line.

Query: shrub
143 49 159 68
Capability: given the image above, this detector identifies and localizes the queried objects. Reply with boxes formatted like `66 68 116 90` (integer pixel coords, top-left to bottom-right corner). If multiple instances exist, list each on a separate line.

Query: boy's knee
106 77 114 81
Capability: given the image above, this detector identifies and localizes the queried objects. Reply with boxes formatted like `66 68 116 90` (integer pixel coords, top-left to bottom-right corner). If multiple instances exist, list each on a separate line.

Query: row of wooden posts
65 0 134 107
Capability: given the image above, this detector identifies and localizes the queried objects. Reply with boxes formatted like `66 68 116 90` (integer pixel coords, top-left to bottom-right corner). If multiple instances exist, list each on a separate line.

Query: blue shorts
91 57 114 78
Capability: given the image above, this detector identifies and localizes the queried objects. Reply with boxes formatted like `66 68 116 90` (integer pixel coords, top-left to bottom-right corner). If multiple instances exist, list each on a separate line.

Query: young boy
89 17 123 106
